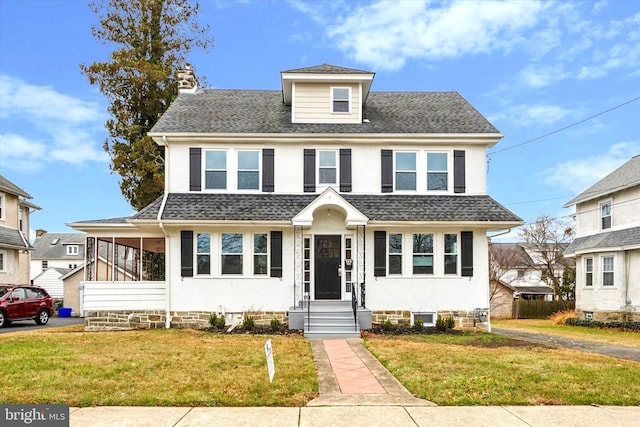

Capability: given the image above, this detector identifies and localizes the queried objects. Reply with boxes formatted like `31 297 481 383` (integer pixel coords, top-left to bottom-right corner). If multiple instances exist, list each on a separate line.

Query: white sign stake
265 339 275 383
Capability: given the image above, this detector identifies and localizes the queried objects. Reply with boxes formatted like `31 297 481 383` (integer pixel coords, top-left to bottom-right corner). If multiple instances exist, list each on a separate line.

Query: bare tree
518 215 575 305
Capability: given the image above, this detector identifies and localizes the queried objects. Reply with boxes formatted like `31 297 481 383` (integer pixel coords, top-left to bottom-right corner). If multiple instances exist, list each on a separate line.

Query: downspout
159 135 171 328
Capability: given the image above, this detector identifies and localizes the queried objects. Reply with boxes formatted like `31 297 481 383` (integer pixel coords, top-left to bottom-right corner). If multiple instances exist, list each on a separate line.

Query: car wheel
0 311 6 328
36 309 50 325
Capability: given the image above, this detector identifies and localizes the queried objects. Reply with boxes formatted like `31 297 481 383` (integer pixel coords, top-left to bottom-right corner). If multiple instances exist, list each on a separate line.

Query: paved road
0 316 84 334
492 327 640 362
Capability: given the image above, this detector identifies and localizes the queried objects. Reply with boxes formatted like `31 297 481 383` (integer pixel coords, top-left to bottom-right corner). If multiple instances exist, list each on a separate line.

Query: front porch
289 300 372 339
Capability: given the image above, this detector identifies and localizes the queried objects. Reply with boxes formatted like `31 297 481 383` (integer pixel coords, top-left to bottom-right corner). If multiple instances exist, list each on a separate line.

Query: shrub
270 318 282 332
435 315 447 332
209 313 218 327
381 319 393 331
243 315 255 331
445 315 456 330
565 318 640 331
209 313 226 330
550 310 576 325
413 318 424 332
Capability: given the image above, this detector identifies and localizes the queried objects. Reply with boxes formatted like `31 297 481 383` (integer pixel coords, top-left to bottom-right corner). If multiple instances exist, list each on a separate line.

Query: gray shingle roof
149 90 500 135
0 175 32 198
31 232 85 260
564 155 640 207
0 225 31 250
132 193 522 223
282 64 374 74
565 226 640 255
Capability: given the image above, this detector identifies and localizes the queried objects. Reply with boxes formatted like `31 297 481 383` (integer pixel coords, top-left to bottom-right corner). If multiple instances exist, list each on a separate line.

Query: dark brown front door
315 235 341 299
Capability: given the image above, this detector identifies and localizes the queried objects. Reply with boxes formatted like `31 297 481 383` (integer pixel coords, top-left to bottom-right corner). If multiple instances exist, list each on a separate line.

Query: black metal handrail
306 296 310 332
351 284 358 331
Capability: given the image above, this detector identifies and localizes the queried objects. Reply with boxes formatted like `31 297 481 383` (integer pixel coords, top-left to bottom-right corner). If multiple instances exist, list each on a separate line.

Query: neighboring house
32 267 70 299
0 175 40 284
61 265 84 316
69 64 522 335
489 279 516 319
30 230 85 280
564 155 640 322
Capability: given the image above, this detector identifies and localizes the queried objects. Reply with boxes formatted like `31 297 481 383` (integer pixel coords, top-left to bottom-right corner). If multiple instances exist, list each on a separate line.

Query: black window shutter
454 150 466 193
189 148 201 191
304 149 316 192
374 231 387 277
262 148 274 192
339 148 352 192
381 150 393 193
270 231 283 277
180 230 194 277
461 231 473 277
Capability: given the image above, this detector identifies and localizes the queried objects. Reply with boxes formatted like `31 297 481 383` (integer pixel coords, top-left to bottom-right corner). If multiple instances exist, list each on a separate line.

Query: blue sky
1 0 639 239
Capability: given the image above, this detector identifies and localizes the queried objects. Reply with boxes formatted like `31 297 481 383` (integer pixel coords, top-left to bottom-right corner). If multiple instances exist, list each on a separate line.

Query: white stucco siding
293 83 361 124
575 187 640 235
166 227 295 313
575 250 640 312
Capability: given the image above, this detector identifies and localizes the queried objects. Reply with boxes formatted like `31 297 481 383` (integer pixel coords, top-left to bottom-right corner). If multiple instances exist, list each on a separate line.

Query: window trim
412 312 436 327
317 150 338 187
388 233 403 275
221 233 244 275
237 150 261 191
395 151 417 192
204 149 228 190
253 233 269 276
0 250 6 272
426 152 449 192
66 245 79 256
331 87 351 113
584 257 593 287
601 255 614 286
196 232 211 275
412 233 434 275
600 199 612 230
0 193 4 221
444 233 458 275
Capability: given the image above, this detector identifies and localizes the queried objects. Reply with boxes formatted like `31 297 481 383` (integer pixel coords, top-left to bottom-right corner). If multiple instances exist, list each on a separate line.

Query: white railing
82 281 167 311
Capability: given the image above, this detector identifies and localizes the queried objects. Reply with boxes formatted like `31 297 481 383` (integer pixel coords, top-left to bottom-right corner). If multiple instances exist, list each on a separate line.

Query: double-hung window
332 87 350 113
444 233 458 274
318 151 337 186
222 233 243 275
388 233 402 275
600 200 612 229
427 152 448 191
0 251 5 272
237 151 260 190
0 194 4 220
253 233 268 275
205 150 227 189
66 245 79 256
584 258 593 286
197 233 211 275
412 233 433 274
396 152 416 191
602 256 614 286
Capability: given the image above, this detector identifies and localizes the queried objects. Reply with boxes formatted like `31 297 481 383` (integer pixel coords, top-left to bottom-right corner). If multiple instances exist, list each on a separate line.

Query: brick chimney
36 229 47 238
177 64 198 93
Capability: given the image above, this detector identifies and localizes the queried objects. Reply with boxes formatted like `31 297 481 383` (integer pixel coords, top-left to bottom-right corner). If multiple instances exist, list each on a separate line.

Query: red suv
0 284 54 328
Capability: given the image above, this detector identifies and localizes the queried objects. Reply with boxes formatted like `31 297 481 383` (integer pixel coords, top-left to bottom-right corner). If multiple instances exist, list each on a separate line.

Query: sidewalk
69 337 640 426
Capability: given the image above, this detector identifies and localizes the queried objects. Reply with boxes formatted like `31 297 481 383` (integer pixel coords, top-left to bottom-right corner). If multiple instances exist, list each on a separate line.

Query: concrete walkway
68 336 640 426
492 327 640 362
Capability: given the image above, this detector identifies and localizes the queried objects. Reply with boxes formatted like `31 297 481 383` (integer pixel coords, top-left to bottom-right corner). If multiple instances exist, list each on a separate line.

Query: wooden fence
512 299 575 319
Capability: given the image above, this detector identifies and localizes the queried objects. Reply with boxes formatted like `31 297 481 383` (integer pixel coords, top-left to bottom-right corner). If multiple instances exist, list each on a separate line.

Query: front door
315 235 341 299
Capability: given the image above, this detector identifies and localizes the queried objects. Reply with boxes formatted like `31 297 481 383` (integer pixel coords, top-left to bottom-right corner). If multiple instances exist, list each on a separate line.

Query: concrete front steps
303 300 361 339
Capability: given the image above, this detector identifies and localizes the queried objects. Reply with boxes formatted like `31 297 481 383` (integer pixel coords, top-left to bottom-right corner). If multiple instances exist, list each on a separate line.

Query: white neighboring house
32 267 70 299
69 64 523 335
564 155 640 322
30 231 85 280
491 242 554 301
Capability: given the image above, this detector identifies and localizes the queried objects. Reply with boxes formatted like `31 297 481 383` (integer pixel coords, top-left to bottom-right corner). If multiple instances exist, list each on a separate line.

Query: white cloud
324 0 545 71
519 65 569 88
542 142 640 194
490 103 575 127
0 74 107 172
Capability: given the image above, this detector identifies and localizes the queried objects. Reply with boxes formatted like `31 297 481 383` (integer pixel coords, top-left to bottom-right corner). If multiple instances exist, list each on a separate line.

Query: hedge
565 318 640 332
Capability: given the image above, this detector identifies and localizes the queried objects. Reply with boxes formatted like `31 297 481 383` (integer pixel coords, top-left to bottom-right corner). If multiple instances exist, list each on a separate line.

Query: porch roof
133 193 522 224
565 225 640 256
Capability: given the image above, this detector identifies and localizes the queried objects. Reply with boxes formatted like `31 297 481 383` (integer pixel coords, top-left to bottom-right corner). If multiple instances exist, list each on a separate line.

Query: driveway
0 316 84 334
492 327 640 363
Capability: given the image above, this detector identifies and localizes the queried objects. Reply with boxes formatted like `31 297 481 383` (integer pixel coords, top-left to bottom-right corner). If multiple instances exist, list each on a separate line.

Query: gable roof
564 154 640 207
282 64 374 74
0 175 32 198
130 193 522 225
149 90 500 135
31 232 85 260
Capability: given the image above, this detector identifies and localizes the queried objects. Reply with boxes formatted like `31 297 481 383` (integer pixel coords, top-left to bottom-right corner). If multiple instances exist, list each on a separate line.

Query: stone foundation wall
371 309 488 331
84 310 289 331
576 308 640 322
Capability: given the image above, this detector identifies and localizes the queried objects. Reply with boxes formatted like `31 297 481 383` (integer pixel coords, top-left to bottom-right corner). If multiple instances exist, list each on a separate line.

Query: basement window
413 312 436 327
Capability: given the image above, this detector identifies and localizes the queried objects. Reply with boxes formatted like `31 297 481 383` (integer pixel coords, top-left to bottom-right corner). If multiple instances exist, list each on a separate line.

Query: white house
564 155 640 322
69 64 522 336
30 231 85 280
0 175 40 285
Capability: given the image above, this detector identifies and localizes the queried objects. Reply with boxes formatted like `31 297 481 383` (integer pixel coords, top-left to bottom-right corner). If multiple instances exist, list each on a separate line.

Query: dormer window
66 245 79 256
331 87 350 113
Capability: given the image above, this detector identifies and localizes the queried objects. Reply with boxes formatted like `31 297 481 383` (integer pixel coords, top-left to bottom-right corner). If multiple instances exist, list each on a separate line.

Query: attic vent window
332 87 350 113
